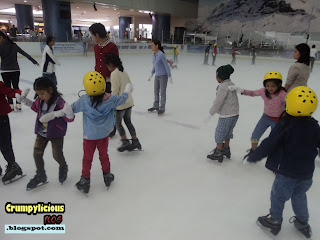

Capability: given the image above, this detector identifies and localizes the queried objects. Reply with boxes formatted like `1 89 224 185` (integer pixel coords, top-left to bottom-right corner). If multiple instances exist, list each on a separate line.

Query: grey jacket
0 40 38 71
286 62 310 92
210 79 239 116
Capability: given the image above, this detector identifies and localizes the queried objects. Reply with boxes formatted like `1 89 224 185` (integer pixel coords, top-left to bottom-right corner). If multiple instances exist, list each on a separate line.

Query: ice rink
1 52 320 240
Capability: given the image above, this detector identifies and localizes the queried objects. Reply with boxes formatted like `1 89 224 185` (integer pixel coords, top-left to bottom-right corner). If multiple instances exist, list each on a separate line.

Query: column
42 0 72 42
15 4 34 34
152 14 170 43
119 17 131 40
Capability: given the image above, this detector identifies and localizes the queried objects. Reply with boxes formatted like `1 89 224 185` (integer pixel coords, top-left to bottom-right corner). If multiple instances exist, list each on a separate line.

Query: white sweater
41 45 60 74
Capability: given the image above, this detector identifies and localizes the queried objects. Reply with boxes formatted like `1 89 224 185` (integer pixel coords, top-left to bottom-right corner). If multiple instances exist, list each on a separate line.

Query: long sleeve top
0 40 38 71
285 62 310 92
41 45 60 74
242 88 287 118
151 50 171 77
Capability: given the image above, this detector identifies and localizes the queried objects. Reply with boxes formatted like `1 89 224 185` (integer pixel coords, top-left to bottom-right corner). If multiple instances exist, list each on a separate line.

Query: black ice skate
59 164 68 184
117 139 131 152
148 107 159 112
26 171 48 190
103 171 114 189
289 216 312 238
257 214 282 238
243 148 254 160
76 176 90 193
158 110 165 115
207 148 224 163
222 146 231 159
2 162 24 184
129 138 142 151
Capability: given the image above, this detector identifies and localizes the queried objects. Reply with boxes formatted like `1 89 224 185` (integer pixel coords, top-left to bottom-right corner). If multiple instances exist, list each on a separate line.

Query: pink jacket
242 88 287 117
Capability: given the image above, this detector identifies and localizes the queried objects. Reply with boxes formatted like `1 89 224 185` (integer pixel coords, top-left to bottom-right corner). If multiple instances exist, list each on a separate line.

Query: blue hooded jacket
72 93 128 140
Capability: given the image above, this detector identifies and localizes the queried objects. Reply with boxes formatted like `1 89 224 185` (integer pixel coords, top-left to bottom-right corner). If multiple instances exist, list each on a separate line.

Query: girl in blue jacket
247 86 319 239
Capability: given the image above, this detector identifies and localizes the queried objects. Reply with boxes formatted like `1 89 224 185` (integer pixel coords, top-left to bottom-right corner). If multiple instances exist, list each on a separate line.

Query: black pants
204 54 209 65
212 55 216 65
252 56 256 65
0 115 16 165
310 57 315 72
116 107 136 137
1 71 20 104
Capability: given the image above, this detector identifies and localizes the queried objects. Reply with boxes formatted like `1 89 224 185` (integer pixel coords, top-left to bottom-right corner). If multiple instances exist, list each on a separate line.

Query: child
251 46 256 65
203 44 211 65
170 45 179 64
18 77 74 190
0 81 23 183
50 71 131 193
207 64 239 163
231 47 238 65
228 71 287 159
246 86 319 239
212 43 217 66
105 53 142 152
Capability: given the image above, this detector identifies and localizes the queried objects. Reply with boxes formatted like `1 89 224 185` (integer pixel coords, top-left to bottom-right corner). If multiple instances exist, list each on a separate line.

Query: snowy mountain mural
190 0 320 33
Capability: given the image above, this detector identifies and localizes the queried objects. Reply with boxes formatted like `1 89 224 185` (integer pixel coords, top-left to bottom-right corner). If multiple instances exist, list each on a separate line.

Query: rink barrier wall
16 42 320 62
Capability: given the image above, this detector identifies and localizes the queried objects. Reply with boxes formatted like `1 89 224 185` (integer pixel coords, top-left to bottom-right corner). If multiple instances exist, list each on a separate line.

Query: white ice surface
1 53 320 240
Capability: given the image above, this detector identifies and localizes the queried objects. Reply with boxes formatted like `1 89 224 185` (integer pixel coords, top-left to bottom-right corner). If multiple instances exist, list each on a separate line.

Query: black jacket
248 117 320 179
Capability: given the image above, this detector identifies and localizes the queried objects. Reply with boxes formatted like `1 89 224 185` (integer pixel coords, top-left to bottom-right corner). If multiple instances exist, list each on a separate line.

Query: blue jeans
153 75 168 111
251 113 277 142
270 174 313 222
43 72 57 86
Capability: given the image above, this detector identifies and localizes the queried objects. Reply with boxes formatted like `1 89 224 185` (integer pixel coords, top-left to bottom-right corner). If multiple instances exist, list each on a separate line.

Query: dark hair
89 23 107 38
152 39 164 53
104 53 124 72
46 36 55 45
312 45 316 48
33 77 62 111
0 31 14 44
263 79 286 99
295 43 310 66
90 94 105 108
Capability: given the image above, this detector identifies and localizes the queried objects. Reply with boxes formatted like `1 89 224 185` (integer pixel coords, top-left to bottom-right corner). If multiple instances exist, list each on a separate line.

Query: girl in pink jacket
228 71 287 159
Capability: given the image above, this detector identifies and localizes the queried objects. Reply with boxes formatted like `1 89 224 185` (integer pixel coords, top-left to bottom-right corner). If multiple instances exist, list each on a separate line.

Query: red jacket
94 40 119 80
232 48 237 56
0 81 21 115
212 46 217 55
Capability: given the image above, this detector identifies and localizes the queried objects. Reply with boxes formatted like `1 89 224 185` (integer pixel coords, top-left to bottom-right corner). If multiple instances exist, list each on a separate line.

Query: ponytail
0 31 14 44
104 53 124 72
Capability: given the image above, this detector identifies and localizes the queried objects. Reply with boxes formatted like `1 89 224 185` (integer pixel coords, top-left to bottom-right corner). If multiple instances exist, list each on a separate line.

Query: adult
285 43 310 92
310 45 317 72
251 46 256 65
147 39 172 115
41 36 60 86
89 23 119 137
231 47 238 65
30 28 38 41
0 31 39 110
204 44 211 65
10 25 17 39
212 43 218 66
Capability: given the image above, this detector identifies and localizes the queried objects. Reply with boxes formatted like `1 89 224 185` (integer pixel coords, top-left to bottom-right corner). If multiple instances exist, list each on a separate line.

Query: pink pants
82 136 110 178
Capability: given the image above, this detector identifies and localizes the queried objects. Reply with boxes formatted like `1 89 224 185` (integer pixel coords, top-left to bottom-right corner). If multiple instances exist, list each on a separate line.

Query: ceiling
0 0 153 27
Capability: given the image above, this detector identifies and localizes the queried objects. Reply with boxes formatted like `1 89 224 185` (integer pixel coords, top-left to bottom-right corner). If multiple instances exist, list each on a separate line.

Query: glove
205 53 209 56
212 53 216 57
62 103 74 119
228 85 244 94
124 83 133 94
169 77 173 84
16 88 33 107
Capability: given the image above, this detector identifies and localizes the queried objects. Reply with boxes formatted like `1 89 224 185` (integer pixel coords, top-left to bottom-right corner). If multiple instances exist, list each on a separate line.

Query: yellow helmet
174 45 177 48
286 86 318 117
83 71 106 96
214 43 217 46
263 71 282 83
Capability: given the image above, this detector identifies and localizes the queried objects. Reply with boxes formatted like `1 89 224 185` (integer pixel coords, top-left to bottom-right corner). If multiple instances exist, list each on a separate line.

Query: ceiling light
75 19 110 22
77 7 79 9
24 0 27 2
130 9 134 11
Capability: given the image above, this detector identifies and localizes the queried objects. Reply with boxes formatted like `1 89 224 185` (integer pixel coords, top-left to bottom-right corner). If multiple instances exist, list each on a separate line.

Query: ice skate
207 148 224 163
257 214 282 239
117 139 131 152
289 216 312 238
76 176 90 193
129 138 142 151
158 109 165 115
15 103 21 111
148 107 159 112
222 146 231 159
26 171 48 190
103 171 114 189
2 162 24 184
59 164 68 184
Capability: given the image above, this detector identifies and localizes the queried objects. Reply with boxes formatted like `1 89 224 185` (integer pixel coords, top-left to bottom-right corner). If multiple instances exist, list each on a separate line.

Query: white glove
16 88 33 107
205 53 209 56
62 103 74 119
212 53 216 57
169 77 173 84
228 85 244 94
124 83 133 94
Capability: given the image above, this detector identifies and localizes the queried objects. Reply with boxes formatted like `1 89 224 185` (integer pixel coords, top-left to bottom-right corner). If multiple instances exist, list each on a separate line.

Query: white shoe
15 103 21 111
9 104 14 110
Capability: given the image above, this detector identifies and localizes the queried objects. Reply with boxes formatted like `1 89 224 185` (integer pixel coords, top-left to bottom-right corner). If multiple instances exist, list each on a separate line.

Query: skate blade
3 174 27 185
256 220 278 240
26 182 49 191
207 157 223 165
